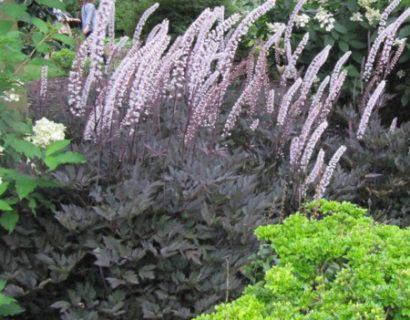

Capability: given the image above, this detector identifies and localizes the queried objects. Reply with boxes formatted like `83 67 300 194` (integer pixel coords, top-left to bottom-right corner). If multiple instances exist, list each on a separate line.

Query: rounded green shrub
51 48 76 73
195 200 410 320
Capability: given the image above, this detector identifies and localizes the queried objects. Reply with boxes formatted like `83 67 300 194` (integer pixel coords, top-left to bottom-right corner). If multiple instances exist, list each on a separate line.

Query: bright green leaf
0 280 6 291
15 176 38 200
32 17 48 34
0 182 9 197
45 139 71 157
0 301 24 316
55 152 87 165
45 152 86 171
36 42 51 54
0 293 14 306
0 200 12 211
0 21 14 34
32 32 43 45
51 33 75 48
44 156 59 171
5 136 42 159
35 0 65 10
0 211 19 232
0 3 27 19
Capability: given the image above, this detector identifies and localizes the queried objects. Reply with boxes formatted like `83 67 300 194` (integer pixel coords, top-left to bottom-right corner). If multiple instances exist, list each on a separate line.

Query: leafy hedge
115 0 239 37
195 200 410 320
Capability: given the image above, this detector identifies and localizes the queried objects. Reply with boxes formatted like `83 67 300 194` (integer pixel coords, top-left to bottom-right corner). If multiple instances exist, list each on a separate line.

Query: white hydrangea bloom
266 22 286 33
350 12 363 22
1 88 20 102
29 117 66 149
314 7 335 31
358 0 377 8
295 13 310 28
365 7 381 25
0 146 4 155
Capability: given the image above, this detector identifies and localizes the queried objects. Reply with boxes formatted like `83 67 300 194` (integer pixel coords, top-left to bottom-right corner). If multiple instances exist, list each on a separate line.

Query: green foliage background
115 0 239 37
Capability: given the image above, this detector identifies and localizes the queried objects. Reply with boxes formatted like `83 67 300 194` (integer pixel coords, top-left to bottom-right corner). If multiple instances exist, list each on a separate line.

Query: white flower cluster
350 12 363 22
266 22 286 33
314 7 335 31
365 7 381 25
295 13 310 28
396 69 405 79
394 38 406 46
28 117 66 149
358 0 377 7
1 88 20 102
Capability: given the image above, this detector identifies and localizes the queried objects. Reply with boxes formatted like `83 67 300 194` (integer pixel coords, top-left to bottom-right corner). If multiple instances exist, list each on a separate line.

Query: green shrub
195 200 410 320
51 48 75 73
115 0 239 37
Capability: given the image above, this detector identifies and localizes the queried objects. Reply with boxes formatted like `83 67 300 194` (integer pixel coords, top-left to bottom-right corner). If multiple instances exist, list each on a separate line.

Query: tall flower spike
78 0 114 112
330 51 351 90
220 0 276 79
378 0 401 34
40 65 48 98
298 102 323 166
68 39 89 116
357 80 386 140
309 76 329 113
298 45 331 105
133 2 159 45
264 23 286 51
389 117 397 134
105 36 128 74
316 145 347 199
299 121 328 171
289 137 300 166
283 32 309 80
306 149 325 185
362 25 392 81
387 39 406 74
320 69 347 122
266 89 275 114
364 7 410 81
277 77 302 126
284 0 307 70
